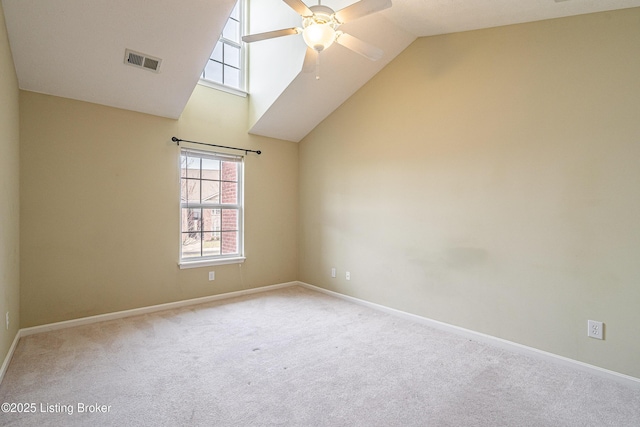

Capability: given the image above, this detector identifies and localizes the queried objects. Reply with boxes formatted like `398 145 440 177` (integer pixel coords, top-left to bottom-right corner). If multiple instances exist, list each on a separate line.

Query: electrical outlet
331 268 336 278
346 271 351 280
588 320 603 340
5 312 9 330
208 271 215 281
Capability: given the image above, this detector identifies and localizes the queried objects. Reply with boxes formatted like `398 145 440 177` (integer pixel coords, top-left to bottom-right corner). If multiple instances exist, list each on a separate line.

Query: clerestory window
200 0 246 95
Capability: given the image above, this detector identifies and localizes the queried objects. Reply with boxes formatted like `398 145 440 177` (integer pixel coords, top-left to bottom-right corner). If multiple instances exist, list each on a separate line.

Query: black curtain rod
172 137 261 155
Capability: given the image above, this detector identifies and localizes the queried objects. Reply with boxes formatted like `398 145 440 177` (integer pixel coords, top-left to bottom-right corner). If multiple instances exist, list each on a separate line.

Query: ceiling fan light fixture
302 23 336 52
242 0 390 63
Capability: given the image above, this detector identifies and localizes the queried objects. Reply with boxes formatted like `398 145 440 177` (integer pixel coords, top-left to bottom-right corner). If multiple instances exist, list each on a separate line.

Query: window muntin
180 149 243 264
201 1 245 92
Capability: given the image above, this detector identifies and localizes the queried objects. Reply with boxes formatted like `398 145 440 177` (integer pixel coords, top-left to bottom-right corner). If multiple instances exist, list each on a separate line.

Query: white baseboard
20 281 298 337
5 280 638 391
0 330 21 385
296 281 640 390
1 281 298 385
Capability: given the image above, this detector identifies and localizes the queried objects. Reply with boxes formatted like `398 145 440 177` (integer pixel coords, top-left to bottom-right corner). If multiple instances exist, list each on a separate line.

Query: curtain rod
172 137 261 155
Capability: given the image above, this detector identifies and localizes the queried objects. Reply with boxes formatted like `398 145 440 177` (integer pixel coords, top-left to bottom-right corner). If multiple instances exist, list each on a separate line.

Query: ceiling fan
242 0 392 76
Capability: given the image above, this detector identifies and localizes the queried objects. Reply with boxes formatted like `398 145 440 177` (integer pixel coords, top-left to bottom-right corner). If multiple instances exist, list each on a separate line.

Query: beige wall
0 2 20 366
19 85 298 327
8 2 640 381
299 8 640 378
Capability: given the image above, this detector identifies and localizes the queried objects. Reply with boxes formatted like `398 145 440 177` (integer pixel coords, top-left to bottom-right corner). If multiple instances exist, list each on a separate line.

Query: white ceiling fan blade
336 32 383 61
283 0 313 17
334 0 392 24
242 28 300 43
302 47 316 73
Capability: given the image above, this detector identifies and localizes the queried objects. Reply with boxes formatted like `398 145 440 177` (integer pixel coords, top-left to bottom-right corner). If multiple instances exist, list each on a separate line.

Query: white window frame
179 148 245 269
199 0 247 97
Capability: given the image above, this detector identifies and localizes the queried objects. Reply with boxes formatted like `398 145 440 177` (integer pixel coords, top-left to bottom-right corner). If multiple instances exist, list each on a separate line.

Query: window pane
210 42 223 62
182 179 201 203
222 209 238 231
203 232 221 257
203 60 222 83
229 2 239 21
223 18 240 44
180 155 187 178
223 65 240 88
221 231 238 255
201 158 220 203
180 179 187 202
223 43 240 69
201 158 220 179
182 208 202 233
183 156 200 178
221 161 238 181
201 180 220 204
221 181 237 204
202 209 221 232
182 232 202 259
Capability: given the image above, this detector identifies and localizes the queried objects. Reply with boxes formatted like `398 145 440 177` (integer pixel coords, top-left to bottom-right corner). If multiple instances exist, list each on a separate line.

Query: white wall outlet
5 312 9 330
346 271 351 280
588 320 604 340
331 268 336 278
208 271 215 281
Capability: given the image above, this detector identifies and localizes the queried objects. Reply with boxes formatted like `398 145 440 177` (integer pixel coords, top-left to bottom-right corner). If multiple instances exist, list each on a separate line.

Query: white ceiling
247 6 415 142
385 0 640 38
3 0 640 140
2 0 236 119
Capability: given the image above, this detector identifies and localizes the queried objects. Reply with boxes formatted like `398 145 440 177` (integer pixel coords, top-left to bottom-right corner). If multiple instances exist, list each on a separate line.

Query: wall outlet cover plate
588 320 604 340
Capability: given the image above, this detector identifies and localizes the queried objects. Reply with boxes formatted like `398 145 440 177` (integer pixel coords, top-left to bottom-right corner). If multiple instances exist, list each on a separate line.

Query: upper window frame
199 0 247 97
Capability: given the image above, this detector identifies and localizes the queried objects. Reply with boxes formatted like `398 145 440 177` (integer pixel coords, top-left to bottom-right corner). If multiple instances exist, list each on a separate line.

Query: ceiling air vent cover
124 49 162 73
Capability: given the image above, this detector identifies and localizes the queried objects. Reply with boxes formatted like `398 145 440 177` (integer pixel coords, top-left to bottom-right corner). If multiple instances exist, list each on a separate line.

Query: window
180 149 244 268
200 0 245 94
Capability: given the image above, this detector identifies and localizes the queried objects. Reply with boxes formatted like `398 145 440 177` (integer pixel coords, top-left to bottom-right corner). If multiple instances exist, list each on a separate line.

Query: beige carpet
1 286 639 426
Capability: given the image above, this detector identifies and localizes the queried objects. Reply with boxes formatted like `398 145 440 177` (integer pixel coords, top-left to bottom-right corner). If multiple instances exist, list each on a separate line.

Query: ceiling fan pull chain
316 52 321 80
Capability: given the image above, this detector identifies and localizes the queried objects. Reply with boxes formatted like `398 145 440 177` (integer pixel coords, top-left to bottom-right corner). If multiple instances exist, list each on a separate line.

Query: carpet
1 286 639 426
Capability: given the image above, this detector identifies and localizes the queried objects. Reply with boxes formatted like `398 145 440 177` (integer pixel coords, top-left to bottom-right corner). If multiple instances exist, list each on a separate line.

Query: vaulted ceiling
3 0 639 142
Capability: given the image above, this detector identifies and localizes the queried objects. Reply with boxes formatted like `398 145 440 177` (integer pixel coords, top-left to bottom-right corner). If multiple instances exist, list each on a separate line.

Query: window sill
198 79 247 98
179 257 246 269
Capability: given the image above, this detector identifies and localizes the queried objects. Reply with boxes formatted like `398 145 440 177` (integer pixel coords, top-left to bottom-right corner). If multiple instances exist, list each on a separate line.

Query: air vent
124 49 162 73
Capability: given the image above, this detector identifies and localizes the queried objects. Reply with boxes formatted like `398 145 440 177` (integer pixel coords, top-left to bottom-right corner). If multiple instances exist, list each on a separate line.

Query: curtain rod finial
171 137 180 144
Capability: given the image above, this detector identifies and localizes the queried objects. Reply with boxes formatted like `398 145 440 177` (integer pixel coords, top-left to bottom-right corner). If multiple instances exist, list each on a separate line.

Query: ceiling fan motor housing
302 5 340 51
